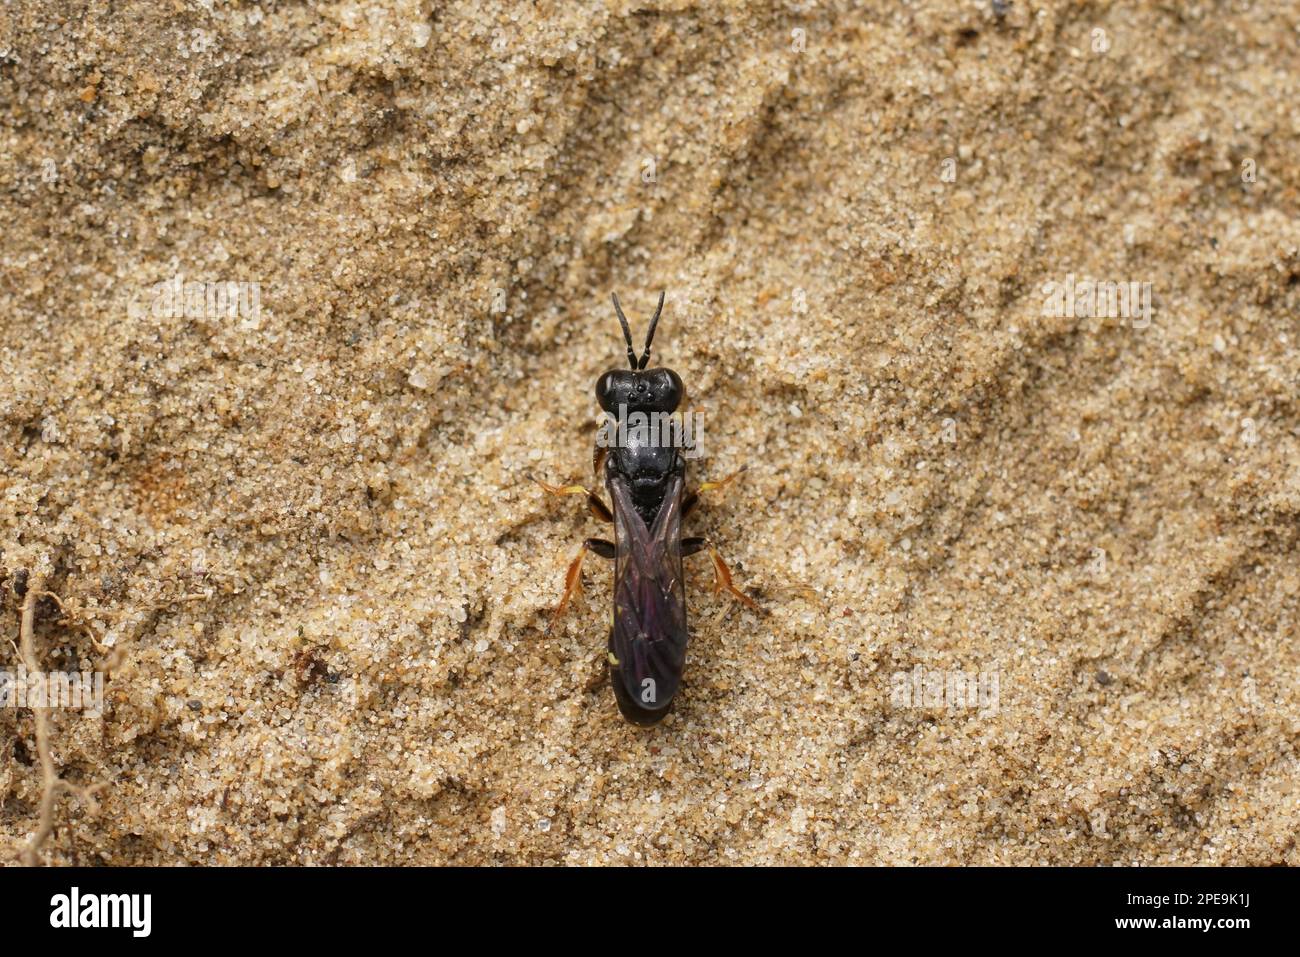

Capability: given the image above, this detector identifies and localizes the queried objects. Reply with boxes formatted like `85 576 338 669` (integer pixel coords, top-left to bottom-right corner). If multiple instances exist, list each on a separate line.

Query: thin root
16 578 104 866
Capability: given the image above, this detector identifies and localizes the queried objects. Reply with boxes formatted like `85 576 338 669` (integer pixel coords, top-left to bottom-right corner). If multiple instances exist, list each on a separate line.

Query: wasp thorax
596 367 683 414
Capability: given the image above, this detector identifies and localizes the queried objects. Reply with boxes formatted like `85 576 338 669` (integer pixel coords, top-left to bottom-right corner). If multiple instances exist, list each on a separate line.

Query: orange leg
544 537 615 635
682 537 763 614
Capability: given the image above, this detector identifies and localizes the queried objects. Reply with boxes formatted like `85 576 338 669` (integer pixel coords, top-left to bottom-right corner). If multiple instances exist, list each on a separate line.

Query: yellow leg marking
698 466 748 496
530 475 612 523
532 477 591 498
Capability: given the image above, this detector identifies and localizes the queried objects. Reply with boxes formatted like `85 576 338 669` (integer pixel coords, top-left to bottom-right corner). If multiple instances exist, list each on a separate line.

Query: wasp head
596 366 683 414
599 290 683 411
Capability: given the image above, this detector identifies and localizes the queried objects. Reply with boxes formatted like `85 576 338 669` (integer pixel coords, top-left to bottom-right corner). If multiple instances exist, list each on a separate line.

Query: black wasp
531 292 762 725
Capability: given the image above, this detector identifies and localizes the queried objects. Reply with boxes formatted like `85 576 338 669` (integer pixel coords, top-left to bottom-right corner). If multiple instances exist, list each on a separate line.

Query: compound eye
596 370 629 410
660 369 683 410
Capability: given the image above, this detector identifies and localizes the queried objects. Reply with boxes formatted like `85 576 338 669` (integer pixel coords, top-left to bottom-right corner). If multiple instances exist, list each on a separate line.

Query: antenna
638 291 665 369
610 293 638 370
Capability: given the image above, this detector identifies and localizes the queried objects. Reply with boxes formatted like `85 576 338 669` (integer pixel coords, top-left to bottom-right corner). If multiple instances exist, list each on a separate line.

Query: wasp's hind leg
682 536 764 614
683 466 748 518
528 474 613 523
544 537 615 635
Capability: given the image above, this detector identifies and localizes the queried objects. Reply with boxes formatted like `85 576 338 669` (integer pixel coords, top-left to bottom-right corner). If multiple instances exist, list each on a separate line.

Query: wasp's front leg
544 537 616 635
528 473 613 524
683 465 747 519
682 536 764 613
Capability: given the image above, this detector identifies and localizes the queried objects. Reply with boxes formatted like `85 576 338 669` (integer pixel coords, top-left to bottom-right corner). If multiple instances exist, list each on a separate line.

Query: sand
1 0 1297 865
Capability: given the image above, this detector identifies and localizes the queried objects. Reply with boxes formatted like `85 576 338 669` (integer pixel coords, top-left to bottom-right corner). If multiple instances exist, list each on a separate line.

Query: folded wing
607 473 688 719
